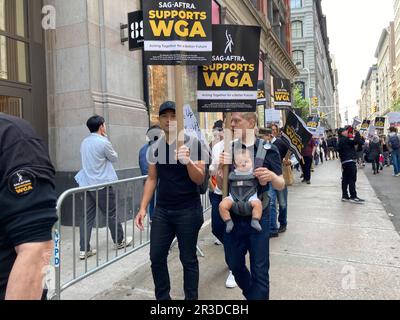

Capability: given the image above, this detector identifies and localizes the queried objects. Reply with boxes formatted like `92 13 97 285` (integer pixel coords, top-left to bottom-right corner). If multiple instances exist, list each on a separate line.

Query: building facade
375 23 396 117
394 0 400 100
290 0 336 128
360 65 379 121
1 0 297 194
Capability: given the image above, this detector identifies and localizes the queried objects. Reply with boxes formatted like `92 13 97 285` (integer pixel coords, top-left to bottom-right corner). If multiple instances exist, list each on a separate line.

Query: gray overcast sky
321 0 394 123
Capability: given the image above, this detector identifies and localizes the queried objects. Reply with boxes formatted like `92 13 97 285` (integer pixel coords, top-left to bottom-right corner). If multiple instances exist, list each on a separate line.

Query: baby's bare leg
219 198 235 233
219 198 233 222
250 200 263 232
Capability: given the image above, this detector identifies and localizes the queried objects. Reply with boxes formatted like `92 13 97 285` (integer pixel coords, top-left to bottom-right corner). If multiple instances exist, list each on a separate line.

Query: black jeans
150 205 204 300
371 155 380 173
301 156 313 182
342 162 357 199
79 187 124 252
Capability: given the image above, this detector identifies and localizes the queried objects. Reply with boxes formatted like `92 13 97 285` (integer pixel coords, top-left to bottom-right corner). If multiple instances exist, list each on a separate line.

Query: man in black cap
135 101 207 300
0 113 58 300
337 126 365 203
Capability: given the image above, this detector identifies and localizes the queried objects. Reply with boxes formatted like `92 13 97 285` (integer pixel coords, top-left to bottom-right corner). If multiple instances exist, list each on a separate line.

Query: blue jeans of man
209 191 224 243
223 211 270 300
392 149 400 175
150 204 204 300
268 186 288 234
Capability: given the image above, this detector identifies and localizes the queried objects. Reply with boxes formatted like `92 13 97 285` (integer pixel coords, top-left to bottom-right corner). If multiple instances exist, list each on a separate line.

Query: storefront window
0 35 29 82
0 95 22 117
0 0 29 83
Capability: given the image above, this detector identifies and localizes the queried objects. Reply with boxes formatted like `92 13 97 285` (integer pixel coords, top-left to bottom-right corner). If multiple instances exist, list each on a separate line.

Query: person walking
209 120 237 289
300 138 316 184
135 101 206 300
368 135 382 175
217 112 285 300
388 127 400 177
337 126 365 203
381 136 390 168
321 137 328 162
75 115 133 260
139 126 162 220
0 113 58 300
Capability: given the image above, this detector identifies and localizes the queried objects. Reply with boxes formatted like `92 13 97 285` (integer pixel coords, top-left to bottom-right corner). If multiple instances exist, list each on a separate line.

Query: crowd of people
2 103 400 301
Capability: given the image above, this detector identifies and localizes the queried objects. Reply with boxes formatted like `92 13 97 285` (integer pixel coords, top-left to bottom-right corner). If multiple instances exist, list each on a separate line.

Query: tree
392 98 400 112
293 86 310 122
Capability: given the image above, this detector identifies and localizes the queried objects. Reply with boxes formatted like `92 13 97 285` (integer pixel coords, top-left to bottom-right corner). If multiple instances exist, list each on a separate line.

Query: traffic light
320 112 325 119
371 105 377 114
312 96 318 107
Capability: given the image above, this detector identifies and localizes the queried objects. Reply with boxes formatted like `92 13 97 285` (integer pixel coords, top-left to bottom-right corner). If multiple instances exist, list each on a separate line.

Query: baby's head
234 149 253 173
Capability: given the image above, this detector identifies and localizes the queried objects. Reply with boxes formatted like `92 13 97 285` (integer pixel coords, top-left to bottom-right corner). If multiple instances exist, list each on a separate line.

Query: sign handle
175 65 184 149
223 113 232 197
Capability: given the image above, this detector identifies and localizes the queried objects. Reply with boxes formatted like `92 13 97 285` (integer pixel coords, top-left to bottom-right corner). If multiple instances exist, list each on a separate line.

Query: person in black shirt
135 101 206 300
337 126 365 203
0 113 58 300
218 113 285 300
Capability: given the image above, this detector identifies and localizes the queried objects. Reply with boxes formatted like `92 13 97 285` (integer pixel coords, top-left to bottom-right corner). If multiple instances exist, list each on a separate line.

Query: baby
219 149 263 233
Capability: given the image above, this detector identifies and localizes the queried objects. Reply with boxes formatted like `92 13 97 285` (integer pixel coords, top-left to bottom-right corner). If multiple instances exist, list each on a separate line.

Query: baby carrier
229 139 272 217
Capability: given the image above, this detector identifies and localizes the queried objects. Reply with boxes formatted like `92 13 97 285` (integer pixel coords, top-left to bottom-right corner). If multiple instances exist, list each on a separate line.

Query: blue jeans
392 149 400 175
150 205 204 300
209 191 224 243
268 186 288 234
224 212 270 300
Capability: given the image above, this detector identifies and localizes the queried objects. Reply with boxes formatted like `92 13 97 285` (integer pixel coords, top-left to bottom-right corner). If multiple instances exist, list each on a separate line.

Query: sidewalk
62 160 400 300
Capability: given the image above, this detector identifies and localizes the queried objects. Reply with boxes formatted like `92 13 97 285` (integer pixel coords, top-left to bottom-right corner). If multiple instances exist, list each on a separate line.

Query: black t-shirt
0 113 57 300
273 137 290 161
151 136 205 211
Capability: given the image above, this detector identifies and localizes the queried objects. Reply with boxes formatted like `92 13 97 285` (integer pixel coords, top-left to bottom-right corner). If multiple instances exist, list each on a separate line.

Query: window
292 50 304 69
291 20 303 39
291 0 302 9
212 0 221 24
0 95 22 117
0 0 29 84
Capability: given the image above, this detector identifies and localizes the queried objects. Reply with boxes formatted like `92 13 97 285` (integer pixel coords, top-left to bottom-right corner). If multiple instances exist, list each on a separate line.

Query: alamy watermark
341 265 357 290
42 5 56 30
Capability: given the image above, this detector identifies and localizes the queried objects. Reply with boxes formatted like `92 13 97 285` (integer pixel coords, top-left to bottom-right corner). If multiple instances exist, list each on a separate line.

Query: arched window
292 50 304 68
291 20 303 39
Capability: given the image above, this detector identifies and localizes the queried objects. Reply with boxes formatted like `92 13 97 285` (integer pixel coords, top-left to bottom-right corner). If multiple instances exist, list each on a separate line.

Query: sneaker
214 239 222 246
278 225 287 233
270 232 279 238
350 197 365 204
396 174 400 177
225 271 237 289
306 181 311 185
79 249 97 260
114 236 133 250
342 197 351 202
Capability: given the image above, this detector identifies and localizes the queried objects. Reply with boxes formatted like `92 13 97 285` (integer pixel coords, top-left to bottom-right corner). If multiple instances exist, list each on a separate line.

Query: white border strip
197 90 257 100
144 40 212 52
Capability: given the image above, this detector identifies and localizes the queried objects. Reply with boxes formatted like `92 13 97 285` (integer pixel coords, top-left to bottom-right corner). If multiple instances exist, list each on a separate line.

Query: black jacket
337 132 364 163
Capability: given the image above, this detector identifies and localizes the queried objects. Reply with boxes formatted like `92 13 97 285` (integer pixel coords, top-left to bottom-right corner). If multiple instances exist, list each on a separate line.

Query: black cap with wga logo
159 101 176 116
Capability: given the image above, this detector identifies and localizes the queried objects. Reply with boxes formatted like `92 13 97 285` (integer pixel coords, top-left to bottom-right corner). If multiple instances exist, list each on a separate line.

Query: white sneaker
214 239 222 246
114 236 133 250
225 271 237 289
396 174 400 177
79 249 97 260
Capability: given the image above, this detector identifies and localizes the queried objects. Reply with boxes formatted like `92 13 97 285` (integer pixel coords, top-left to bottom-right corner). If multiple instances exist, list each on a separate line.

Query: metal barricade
53 176 212 300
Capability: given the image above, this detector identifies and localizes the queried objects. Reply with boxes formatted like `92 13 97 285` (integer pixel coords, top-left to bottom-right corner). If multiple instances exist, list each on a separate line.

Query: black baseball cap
159 101 176 116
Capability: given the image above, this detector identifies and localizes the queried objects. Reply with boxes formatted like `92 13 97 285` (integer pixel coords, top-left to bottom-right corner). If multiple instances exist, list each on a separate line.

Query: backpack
389 135 400 150
230 139 272 213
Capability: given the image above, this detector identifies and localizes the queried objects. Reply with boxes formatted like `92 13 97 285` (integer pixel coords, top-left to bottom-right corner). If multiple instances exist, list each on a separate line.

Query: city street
60 160 400 300
365 165 400 233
